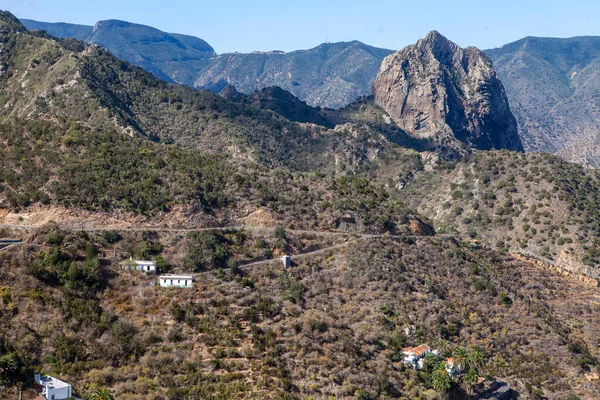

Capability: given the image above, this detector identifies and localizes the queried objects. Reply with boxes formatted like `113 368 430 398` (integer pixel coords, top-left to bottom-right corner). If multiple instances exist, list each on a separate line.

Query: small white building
159 274 193 288
121 258 157 274
281 255 291 269
35 373 72 400
445 358 465 376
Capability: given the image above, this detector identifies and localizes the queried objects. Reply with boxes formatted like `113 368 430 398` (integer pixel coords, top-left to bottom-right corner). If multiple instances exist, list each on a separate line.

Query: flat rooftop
38 375 70 389
159 274 193 279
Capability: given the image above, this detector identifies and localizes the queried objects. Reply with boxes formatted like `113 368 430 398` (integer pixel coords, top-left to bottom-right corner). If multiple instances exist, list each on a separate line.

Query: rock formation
373 31 523 151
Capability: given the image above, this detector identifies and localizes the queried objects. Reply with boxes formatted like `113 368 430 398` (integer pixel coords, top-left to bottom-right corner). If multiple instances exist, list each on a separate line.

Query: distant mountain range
196 41 393 109
21 19 217 84
486 36 600 167
22 19 392 109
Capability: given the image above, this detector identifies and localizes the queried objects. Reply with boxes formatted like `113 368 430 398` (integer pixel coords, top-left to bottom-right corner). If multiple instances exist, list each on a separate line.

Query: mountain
0 11 432 233
22 18 393 109
374 31 523 152
195 41 394 109
486 36 600 167
220 85 334 128
21 18 216 85
21 18 91 40
3 11 600 399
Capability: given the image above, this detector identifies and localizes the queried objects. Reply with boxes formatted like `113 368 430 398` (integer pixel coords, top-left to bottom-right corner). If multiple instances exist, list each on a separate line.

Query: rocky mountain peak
0 11 26 34
373 32 523 151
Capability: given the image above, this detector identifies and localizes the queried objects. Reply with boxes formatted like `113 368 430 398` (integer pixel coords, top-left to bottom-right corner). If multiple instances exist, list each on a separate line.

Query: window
178 280 181 284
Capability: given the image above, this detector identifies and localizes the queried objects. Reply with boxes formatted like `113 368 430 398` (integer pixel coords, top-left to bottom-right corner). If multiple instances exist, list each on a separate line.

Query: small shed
281 255 291 269
159 274 193 288
121 258 157 274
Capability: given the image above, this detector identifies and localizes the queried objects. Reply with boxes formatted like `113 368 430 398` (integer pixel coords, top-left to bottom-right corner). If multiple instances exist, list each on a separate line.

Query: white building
445 358 465 376
121 258 157 274
35 373 72 400
281 255 291 269
403 344 439 370
159 274 193 288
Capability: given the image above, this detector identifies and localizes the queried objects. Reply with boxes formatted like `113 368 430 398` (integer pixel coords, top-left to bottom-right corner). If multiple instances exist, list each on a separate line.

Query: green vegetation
403 151 600 276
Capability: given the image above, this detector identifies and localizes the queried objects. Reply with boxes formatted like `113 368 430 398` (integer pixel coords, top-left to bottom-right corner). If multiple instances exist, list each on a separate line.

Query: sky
2 0 600 54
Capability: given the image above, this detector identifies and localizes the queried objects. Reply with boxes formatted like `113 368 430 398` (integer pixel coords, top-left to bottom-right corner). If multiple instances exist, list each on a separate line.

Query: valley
1 9 600 400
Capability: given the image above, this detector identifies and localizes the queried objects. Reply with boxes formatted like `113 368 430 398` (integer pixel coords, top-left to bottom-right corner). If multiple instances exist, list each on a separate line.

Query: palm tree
433 338 452 357
469 349 487 369
88 388 115 400
431 361 452 392
462 368 479 395
452 347 470 371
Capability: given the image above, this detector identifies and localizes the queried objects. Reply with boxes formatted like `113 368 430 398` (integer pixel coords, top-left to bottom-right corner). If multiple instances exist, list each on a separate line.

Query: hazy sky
3 0 599 54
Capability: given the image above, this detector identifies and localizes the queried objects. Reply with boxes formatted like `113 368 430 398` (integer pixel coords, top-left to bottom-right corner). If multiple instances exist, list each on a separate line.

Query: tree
185 231 230 271
433 338 452 357
452 347 470 371
431 361 452 392
469 349 487 369
88 388 115 400
462 368 479 395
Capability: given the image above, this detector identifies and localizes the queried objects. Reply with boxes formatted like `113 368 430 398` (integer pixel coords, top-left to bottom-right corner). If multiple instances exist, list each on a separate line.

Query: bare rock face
373 31 523 151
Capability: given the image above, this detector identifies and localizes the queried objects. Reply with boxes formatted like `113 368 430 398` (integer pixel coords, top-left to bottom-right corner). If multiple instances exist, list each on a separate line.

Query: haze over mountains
22 18 217 85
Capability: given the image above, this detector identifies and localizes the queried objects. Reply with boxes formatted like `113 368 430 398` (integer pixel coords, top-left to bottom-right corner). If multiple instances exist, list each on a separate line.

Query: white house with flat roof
121 258 157 274
159 274 193 288
35 373 72 400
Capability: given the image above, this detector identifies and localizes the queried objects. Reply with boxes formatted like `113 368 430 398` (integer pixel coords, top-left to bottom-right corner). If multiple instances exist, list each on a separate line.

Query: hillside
220 85 334 128
5 14 435 177
0 12 436 235
486 36 600 167
2 224 600 399
4 10 600 400
21 18 216 85
401 150 600 281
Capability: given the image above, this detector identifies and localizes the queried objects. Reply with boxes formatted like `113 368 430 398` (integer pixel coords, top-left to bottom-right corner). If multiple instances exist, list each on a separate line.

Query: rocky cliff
373 31 523 151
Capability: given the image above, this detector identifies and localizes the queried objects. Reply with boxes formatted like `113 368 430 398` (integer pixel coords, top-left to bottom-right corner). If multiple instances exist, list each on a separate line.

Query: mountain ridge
485 35 600 166
20 18 393 109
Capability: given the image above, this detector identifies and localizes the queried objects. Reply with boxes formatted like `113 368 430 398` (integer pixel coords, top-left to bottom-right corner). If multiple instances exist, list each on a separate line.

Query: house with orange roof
403 344 439 369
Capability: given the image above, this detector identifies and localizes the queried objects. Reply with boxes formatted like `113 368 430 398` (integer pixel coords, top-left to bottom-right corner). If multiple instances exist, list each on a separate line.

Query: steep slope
401 150 600 281
195 41 394 109
0 12 432 235
374 31 523 152
21 18 216 85
220 85 334 128
486 36 600 167
2 226 600 399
